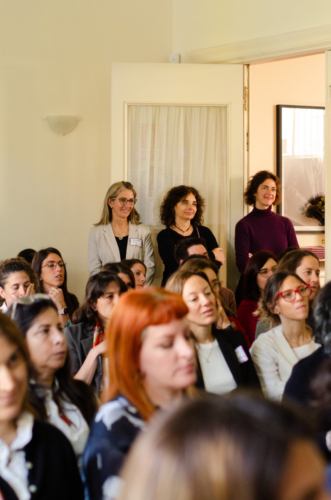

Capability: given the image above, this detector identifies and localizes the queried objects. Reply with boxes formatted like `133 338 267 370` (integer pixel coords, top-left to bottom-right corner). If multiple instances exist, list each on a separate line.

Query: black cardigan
157 225 221 286
0 420 84 500
195 325 261 392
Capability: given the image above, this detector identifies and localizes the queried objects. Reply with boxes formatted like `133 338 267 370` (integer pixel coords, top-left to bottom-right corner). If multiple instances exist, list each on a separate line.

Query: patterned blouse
83 395 145 500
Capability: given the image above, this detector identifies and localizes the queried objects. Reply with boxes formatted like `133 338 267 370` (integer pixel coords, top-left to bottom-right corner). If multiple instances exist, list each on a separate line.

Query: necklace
197 341 215 363
175 223 192 234
112 223 129 240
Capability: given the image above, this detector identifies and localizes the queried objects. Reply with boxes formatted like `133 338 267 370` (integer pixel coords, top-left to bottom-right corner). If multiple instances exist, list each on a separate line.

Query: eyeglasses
276 284 311 302
112 197 137 206
11 293 53 320
42 261 66 270
259 266 277 277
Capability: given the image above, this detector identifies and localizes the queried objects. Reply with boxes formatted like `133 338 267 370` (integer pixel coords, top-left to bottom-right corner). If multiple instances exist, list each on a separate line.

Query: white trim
185 24 331 64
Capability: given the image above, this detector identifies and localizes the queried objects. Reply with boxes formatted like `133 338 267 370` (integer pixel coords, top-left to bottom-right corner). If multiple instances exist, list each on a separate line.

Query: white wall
249 53 325 248
0 0 173 300
173 0 331 59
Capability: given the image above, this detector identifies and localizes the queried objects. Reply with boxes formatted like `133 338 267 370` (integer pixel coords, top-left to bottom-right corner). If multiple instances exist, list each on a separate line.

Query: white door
325 51 331 282
110 63 244 290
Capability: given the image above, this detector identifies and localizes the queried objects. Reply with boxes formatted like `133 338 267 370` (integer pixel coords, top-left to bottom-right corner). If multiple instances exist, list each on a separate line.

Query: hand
212 248 225 264
248 253 253 259
216 299 230 329
93 341 107 356
25 284 35 296
48 287 66 310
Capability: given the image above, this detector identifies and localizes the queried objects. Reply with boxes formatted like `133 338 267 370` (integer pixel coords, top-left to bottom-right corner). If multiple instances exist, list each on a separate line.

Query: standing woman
250 271 320 401
83 288 196 500
157 185 225 286
0 257 37 313
235 171 298 302
0 312 84 499
32 247 79 328
88 181 155 285
166 270 260 395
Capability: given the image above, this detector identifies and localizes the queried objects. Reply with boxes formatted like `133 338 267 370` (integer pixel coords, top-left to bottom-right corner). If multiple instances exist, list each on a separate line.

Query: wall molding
185 24 331 64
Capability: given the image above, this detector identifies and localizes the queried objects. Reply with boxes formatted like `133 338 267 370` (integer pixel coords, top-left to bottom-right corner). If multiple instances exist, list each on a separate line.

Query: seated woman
166 270 260 395
277 249 321 327
250 271 320 401
83 288 196 500
121 258 147 288
0 312 84 499
100 261 135 290
237 250 277 344
157 185 225 286
180 256 249 345
0 257 37 314
119 394 327 500
10 297 98 469
32 247 79 328
65 271 127 395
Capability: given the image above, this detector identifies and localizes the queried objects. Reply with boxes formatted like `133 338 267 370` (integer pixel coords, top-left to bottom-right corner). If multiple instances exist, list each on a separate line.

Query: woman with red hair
83 288 196 500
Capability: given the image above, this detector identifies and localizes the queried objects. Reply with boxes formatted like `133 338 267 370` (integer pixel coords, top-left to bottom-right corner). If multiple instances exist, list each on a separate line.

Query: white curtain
127 105 228 283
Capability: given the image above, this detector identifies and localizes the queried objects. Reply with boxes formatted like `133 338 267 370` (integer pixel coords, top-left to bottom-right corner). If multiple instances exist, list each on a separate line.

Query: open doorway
249 53 325 283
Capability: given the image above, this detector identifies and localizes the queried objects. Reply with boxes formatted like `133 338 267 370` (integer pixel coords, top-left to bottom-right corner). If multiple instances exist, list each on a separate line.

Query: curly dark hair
244 170 281 206
160 185 205 227
0 257 38 306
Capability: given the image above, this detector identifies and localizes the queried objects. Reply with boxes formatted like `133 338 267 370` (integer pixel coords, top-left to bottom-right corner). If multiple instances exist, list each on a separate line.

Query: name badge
235 346 249 364
129 238 143 248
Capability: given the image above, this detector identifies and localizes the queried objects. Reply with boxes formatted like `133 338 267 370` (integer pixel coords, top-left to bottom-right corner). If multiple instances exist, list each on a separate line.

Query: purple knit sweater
235 206 299 273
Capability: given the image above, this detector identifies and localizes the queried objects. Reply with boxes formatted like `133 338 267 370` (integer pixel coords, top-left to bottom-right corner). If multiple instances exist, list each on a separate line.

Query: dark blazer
64 322 103 395
0 420 84 500
196 325 261 392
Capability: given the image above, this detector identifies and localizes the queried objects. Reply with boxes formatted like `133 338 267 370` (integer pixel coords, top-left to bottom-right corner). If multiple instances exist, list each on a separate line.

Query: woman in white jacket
250 271 320 401
88 181 155 285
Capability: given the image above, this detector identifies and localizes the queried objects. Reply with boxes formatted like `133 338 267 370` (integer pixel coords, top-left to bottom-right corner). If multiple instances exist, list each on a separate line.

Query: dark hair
180 255 219 276
119 393 314 500
101 262 135 289
0 257 38 306
277 246 298 262
121 258 147 272
244 170 281 206
160 185 205 227
9 299 97 425
0 312 36 417
262 271 306 324
17 248 36 265
174 237 208 265
277 249 319 274
73 271 127 326
243 251 277 301
313 282 331 352
32 248 79 319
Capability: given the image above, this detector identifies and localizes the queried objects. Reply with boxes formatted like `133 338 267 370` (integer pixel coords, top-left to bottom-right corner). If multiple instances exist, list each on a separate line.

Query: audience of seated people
1 178 330 500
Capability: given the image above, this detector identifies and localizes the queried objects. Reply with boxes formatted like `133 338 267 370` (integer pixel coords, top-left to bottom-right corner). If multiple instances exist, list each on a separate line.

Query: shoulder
130 222 151 236
93 395 144 433
251 325 283 351
30 420 74 450
157 227 173 242
64 322 91 341
216 326 247 347
238 300 258 314
292 345 325 372
197 225 213 236
235 213 253 229
89 225 105 236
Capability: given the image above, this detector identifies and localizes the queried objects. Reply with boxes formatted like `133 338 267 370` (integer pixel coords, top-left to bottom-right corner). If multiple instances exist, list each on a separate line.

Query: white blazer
250 324 319 401
88 222 156 285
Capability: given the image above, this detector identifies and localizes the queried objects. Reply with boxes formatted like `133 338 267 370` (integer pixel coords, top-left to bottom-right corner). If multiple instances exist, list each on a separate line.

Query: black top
195 325 261 392
157 226 220 286
115 236 128 261
0 420 84 500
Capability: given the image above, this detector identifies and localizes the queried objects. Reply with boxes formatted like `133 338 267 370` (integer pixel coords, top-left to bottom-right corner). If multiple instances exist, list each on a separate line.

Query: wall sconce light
45 115 80 135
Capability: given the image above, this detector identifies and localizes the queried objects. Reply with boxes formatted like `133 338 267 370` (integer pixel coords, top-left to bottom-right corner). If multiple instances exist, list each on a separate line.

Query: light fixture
45 115 80 135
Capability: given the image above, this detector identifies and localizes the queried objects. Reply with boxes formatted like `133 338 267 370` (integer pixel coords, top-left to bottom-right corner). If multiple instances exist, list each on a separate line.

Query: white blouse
250 324 320 401
0 412 34 500
197 340 237 395
43 388 89 469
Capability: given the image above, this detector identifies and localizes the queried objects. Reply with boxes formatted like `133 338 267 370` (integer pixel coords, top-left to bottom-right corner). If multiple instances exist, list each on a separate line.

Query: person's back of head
174 237 208 265
17 248 36 265
119 392 321 500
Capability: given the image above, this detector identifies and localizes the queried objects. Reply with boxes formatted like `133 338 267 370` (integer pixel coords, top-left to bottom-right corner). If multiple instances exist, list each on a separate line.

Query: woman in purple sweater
235 171 298 302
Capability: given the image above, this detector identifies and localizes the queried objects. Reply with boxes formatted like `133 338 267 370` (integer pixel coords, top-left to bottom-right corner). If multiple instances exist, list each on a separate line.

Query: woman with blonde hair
88 181 155 284
83 287 196 500
118 394 328 500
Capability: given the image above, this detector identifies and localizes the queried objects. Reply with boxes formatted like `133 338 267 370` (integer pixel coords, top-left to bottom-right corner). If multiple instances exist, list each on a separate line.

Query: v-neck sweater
235 206 298 273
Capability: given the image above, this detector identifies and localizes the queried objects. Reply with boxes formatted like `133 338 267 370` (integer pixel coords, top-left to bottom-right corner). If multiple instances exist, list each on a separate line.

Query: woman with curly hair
157 185 225 286
235 171 298 304
0 257 38 313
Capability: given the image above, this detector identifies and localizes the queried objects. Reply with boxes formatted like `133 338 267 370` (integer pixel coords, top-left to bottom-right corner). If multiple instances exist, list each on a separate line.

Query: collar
251 206 274 217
